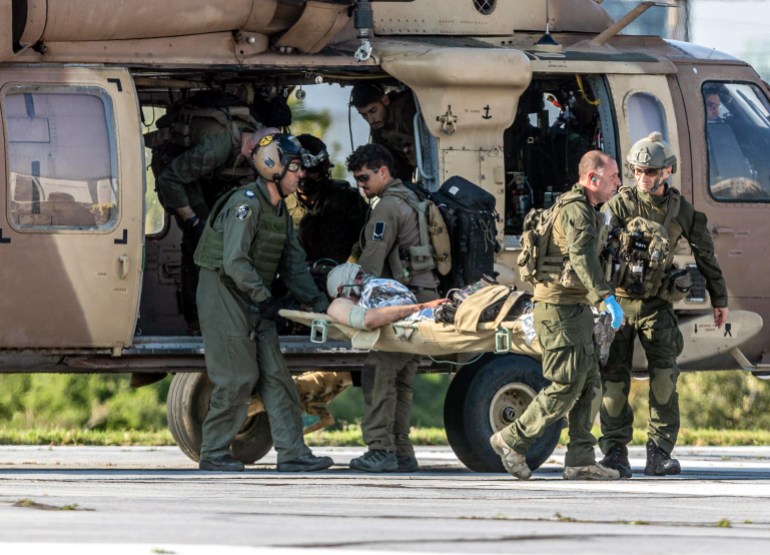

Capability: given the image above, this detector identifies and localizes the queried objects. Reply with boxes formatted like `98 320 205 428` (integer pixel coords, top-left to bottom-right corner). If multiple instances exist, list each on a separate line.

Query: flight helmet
251 133 305 183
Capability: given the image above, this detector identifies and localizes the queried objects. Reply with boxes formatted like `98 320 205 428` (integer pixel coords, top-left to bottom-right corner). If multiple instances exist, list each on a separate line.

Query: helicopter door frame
0 66 144 349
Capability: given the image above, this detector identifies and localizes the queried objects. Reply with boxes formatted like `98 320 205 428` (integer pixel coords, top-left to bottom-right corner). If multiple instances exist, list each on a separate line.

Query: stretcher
279 290 542 357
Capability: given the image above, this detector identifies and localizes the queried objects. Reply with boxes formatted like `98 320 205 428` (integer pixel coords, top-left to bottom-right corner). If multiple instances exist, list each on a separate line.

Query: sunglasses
354 169 378 183
633 167 660 177
286 161 301 173
706 101 720 110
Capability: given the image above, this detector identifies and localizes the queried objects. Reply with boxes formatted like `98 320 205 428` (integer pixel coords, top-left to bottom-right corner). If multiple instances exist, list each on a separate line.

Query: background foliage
1 371 770 437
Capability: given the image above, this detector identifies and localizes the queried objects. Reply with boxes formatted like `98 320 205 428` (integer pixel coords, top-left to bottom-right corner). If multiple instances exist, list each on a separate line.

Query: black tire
444 354 561 472
443 357 487 471
166 372 273 464
230 413 273 464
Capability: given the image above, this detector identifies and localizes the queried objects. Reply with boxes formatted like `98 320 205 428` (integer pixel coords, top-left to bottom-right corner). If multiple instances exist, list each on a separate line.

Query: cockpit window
704 82 770 202
3 88 119 231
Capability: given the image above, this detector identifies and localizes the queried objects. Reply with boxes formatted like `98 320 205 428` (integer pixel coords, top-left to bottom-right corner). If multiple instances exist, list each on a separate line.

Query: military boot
600 444 632 479
277 452 334 472
396 454 419 472
563 462 620 480
490 431 531 480
644 439 681 476
198 454 245 472
349 450 398 472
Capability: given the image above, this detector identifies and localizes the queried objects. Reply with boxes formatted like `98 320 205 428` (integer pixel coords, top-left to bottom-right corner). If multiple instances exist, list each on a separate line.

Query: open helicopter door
0 67 144 349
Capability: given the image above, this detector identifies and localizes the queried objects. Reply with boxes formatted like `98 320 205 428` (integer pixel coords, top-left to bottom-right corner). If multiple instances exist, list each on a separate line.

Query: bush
629 370 770 431
326 373 449 429
0 374 170 431
1 369 769 436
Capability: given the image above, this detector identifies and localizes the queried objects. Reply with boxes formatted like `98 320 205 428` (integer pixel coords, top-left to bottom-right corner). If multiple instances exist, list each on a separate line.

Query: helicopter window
503 75 606 236
625 92 669 145
704 82 770 202
3 88 118 230
473 0 496 16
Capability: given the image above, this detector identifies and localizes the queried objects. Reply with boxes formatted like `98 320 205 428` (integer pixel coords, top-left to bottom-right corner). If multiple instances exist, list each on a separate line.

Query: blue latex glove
604 295 624 330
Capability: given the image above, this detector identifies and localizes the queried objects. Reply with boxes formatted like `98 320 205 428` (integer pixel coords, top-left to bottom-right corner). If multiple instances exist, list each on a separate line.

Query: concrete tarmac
1 445 770 554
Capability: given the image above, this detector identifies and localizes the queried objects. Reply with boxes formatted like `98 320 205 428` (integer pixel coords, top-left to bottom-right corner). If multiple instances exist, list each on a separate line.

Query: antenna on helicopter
354 0 374 62
535 0 560 48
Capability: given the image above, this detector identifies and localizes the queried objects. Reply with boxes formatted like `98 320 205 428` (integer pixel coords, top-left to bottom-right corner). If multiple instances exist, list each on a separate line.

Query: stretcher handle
495 328 511 353
310 320 329 344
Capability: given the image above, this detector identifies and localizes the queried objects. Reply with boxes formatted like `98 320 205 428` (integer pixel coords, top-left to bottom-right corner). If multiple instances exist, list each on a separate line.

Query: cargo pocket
535 303 594 350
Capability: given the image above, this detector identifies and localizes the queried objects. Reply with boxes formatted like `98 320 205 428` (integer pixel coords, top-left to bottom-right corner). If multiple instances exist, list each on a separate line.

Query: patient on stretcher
324 262 446 330
277 264 613 360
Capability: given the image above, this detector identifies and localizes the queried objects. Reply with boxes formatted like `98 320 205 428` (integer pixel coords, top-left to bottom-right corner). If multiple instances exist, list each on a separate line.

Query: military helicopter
0 0 768 472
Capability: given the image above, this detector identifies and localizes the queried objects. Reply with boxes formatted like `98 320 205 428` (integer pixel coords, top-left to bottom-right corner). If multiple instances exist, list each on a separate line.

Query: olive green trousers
600 297 683 454
197 268 309 463
501 302 602 467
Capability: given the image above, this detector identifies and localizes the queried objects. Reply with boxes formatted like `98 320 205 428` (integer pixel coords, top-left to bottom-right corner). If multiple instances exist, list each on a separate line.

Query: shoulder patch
235 204 252 222
245 189 256 198
372 221 386 241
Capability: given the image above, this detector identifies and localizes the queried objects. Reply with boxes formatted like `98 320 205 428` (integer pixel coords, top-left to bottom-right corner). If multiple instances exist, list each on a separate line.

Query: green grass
2 425 770 447
0 429 175 446
558 426 770 447
304 425 447 447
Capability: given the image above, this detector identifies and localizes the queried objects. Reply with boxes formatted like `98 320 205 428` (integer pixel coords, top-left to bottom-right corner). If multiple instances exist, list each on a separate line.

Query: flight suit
156 129 253 330
500 184 612 467
357 178 439 458
371 91 417 182
285 179 368 264
194 179 328 463
600 184 728 454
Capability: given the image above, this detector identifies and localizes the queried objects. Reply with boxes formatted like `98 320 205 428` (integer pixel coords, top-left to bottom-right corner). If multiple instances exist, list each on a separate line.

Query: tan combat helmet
626 131 678 174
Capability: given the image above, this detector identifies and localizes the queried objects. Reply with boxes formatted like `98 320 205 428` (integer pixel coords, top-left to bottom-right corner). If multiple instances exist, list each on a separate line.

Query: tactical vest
518 189 585 286
609 186 682 300
194 183 287 288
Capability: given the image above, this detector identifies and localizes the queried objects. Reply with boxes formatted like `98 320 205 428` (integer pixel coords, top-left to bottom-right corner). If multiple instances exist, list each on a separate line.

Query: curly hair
346 143 395 176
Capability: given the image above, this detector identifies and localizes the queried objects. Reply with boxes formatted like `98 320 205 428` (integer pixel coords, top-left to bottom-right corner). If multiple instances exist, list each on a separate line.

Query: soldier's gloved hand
185 216 205 244
604 295 624 330
257 297 283 321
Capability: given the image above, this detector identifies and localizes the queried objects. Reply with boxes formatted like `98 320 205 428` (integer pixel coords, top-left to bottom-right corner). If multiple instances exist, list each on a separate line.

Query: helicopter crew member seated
599 132 729 478
350 83 418 182
193 133 333 473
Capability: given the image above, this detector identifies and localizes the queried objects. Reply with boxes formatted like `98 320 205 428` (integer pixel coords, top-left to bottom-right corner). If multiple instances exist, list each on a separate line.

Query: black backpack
431 176 500 290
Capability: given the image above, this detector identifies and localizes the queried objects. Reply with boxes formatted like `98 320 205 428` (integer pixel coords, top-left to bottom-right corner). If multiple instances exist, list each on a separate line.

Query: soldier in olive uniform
599 132 729 478
155 108 266 334
344 144 439 472
285 134 368 263
193 133 333 473
491 150 624 481
350 83 417 182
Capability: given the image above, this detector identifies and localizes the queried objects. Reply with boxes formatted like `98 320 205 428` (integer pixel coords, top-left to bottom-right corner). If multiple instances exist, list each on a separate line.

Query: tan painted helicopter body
1 0 767 470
